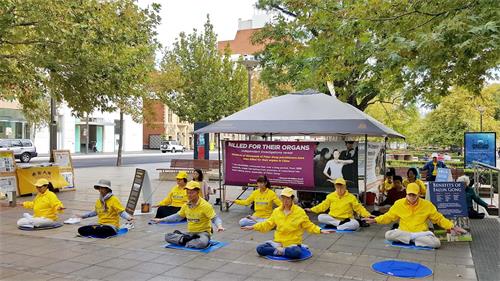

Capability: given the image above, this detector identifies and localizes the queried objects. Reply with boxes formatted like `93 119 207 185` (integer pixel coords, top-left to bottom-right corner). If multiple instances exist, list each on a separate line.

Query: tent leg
364 134 368 205
217 133 223 211
383 137 388 175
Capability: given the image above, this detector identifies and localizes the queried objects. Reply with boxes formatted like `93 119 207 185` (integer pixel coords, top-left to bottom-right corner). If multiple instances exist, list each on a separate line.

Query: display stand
0 151 18 206
53 150 75 189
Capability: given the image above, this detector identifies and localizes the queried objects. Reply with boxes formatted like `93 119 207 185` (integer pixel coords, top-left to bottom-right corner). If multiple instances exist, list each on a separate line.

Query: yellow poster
16 167 70 195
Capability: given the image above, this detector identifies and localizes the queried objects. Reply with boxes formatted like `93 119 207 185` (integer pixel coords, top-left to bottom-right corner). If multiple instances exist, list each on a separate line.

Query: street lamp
240 55 259 107
477 106 486 132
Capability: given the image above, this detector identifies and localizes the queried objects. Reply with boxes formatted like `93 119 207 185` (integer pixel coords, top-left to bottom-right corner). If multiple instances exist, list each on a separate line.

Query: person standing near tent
241 187 334 259
402 167 426 197
153 171 189 218
421 153 447 181
17 178 64 228
77 179 134 238
152 181 225 249
364 183 467 248
305 178 372 231
323 150 354 181
193 169 213 201
228 175 281 227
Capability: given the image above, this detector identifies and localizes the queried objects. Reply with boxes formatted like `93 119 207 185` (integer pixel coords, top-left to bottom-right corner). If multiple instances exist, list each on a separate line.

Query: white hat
431 153 438 158
457 175 470 187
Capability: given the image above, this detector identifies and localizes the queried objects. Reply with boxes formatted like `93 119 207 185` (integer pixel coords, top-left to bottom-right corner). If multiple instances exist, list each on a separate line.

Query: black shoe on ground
339 218 351 226
358 219 370 227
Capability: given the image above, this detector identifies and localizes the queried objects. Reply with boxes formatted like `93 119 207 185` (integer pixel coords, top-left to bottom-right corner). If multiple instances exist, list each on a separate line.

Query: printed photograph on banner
0 176 17 192
60 172 74 188
0 153 15 173
358 142 385 190
314 141 359 193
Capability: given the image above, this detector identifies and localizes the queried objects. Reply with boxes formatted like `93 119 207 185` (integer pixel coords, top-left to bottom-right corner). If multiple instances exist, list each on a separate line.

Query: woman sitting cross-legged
228 175 281 227
76 179 134 238
305 178 372 231
241 187 334 259
17 178 64 228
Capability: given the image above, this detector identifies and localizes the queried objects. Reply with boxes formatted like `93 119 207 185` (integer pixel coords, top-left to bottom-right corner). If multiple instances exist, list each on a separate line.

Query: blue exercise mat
81 228 128 239
319 223 355 233
164 240 228 253
372 260 433 278
18 222 63 231
385 240 434 251
149 219 187 225
264 246 313 261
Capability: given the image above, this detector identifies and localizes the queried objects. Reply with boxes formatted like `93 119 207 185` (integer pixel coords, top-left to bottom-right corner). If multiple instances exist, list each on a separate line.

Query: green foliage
155 17 247 123
254 0 500 110
365 101 423 145
0 0 160 123
420 84 500 147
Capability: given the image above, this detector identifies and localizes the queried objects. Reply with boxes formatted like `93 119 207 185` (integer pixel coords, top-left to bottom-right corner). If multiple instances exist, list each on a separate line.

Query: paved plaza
0 163 496 281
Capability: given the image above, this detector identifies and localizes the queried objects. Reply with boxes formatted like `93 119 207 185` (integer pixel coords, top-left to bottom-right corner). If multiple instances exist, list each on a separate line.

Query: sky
137 0 259 50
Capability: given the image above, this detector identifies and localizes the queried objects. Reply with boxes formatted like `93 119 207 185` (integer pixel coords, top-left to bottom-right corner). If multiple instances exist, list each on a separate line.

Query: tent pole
364 134 368 205
270 133 273 141
217 133 223 211
383 137 388 175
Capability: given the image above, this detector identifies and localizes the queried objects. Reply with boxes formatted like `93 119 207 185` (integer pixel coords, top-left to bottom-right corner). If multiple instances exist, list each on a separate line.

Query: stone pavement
0 163 486 281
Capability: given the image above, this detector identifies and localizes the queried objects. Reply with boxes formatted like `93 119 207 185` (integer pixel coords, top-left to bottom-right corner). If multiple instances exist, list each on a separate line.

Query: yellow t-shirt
96 195 126 228
158 185 187 207
310 190 371 219
375 198 453 232
23 191 64 221
179 198 216 233
402 178 427 197
432 162 438 176
234 188 282 218
254 204 320 247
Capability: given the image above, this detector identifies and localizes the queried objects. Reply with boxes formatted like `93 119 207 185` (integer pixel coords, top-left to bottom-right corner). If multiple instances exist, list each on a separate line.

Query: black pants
155 206 181 218
78 225 117 238
468 208 485 219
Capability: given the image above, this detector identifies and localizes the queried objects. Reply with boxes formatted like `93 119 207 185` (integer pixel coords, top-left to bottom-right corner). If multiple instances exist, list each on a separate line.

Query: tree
420 84 500 147
0 0 159 164
254 0 500 110
155 17 247 123
365 102 423 146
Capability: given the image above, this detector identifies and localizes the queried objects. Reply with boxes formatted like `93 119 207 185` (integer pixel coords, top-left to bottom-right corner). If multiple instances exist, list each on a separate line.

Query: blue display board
429 182 468 218
464 132 497 168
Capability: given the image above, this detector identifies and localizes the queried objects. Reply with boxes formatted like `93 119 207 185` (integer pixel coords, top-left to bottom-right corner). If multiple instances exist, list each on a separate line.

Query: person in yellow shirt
402 168 426 197
77 179 134 238
378 171 394 194
153 171 189 218
228 175 281 227
152 181 225 249
241 187 334 259
305 178 372 231
17 178 64 228
364 183 466 248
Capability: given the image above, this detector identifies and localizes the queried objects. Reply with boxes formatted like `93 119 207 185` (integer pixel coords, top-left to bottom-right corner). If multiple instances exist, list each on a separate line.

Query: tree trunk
116 110 124 166
49 97 57 162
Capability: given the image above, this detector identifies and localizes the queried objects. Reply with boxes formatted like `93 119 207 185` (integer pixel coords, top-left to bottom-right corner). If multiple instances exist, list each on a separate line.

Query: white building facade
34 103 142 154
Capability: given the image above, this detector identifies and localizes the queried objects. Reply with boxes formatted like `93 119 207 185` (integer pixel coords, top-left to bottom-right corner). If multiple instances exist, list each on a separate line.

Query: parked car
0 139 38 163
160 140 185 153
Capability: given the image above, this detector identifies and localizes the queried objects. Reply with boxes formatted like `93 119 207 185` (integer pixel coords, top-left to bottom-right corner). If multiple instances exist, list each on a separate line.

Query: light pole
240 56 259 107
477 106 485 132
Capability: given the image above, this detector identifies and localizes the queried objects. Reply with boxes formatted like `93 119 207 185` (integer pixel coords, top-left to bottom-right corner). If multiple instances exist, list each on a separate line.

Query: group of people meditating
18 169 471 259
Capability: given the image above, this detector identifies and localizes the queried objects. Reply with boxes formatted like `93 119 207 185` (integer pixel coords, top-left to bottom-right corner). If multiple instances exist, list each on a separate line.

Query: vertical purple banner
224 141 316 189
